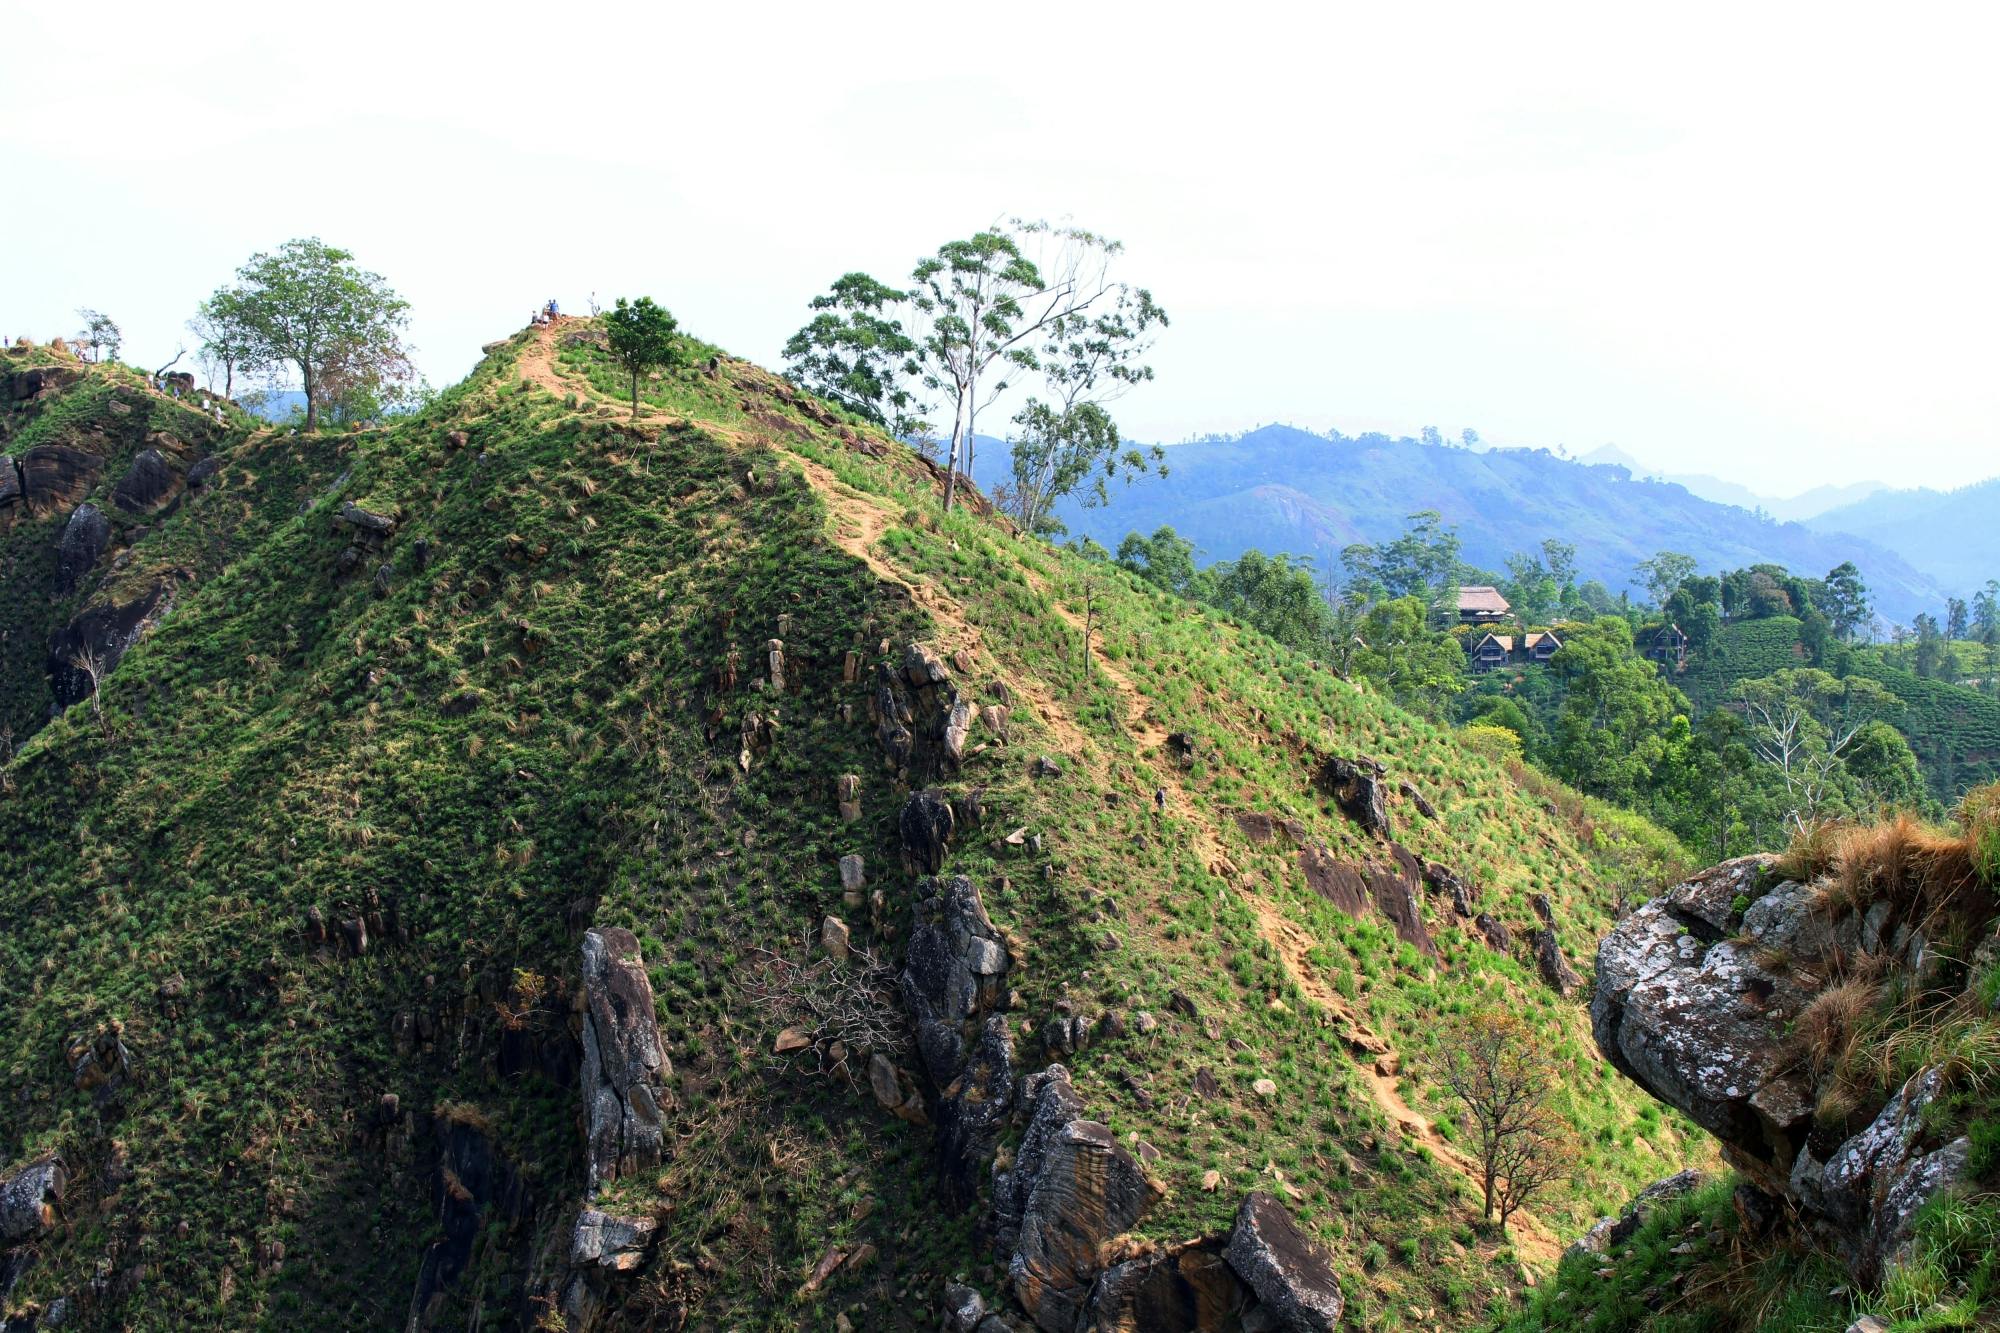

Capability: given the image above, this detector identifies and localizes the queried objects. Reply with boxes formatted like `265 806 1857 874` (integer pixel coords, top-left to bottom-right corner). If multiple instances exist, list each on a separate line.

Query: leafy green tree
217 238 411 432
1002 401 1164 535
603 296 683 420
1633 551 1697 610
1948 597 1970 642
1540 539 1578 604
1207 551 1332 651
782 273 926 435
1844 719 1925 810
73 309 121 363
1116 526 1204 600
1503 551 1559 625
1344 511 1463 604
1349 596 1466 717
187 292 265 399
1468 696 1534 746
1546 618 1694 808
908 220 1140 513
1914 613 1944 678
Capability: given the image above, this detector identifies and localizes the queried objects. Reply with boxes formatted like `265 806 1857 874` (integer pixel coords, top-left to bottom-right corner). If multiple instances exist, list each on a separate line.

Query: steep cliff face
1568 805 2000 1324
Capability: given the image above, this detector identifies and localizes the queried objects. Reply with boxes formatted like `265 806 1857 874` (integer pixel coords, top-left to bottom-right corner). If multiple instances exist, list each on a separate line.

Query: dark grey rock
1222 1190 1344 1331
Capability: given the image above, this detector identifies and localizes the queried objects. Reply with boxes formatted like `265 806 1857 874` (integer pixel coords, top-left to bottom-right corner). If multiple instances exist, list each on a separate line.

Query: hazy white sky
7 3 1997 494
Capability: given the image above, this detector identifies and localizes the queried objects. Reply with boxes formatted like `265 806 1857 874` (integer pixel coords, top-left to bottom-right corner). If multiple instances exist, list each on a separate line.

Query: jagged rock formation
1316 755 1390 839
1298 841 1437 956
578 927 669 1186
1223 1191 1347 1331
1593 853 1976 1279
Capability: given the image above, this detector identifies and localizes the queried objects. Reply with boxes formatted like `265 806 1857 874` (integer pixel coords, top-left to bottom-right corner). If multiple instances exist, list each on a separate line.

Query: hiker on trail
545 298 559 320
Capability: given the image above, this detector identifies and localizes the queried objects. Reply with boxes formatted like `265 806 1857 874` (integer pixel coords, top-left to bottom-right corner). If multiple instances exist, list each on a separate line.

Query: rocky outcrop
1798 1067 1972 1276
1592 856 1815 1178
900 789 955 875
1592 854 1976 1281
900 875 1014 1206
1298 843 1436 956
1223 1191 1346 1331
110 447 181 514
1566 1168 1708 1260
0 455 20 510
47 579 171 707
18 445 103 516
578 928 669 1187
406 1120 526 1329
558 1210 659 1329
1076 1238 1244 1332
1316 756 1389 839
0 1158 64 1243
55 504 109 598
1000 1070 1155 1332
1531 926 1583 997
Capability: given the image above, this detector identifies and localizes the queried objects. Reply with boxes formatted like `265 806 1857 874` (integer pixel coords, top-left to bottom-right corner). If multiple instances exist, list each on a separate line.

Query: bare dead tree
1420 1008 1576 1228
67 644 110 730
743 945 908 1084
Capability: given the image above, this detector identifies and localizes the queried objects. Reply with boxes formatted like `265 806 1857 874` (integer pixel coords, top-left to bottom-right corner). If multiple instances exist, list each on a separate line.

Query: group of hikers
529 298 561 326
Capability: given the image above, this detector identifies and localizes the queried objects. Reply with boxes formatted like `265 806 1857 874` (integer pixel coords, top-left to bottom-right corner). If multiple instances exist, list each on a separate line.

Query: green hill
0 324 1701 1330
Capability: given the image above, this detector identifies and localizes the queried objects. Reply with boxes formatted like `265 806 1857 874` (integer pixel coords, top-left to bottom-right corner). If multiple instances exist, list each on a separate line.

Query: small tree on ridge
604 296 682 420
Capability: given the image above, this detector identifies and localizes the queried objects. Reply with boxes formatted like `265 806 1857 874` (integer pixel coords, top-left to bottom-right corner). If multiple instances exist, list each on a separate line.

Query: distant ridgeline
970 423 1948 621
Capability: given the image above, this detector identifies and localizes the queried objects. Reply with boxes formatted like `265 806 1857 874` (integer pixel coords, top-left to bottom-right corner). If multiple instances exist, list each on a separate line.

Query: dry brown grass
1773 819 1846 885
1786 977 1880 1081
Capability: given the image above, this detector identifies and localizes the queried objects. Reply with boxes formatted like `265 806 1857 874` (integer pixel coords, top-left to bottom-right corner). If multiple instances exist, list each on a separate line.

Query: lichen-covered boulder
1591 855 1815 1185
1798 1067 1971 1278
19 445 104 516
0 1157 64 1243
1222 1190 1345 1331
578 928 670 1187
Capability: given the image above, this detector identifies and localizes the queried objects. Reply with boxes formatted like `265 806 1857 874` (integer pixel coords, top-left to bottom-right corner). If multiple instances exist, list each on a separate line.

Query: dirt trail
1246 891 1562 1264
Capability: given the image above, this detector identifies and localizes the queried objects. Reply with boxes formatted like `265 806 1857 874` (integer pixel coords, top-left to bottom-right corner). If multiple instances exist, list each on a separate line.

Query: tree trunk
302 364 317 432
942 384 972 514
631 370 640 420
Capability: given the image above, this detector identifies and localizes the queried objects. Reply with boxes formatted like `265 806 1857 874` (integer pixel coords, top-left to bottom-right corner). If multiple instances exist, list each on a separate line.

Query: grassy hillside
0 320 1703 1330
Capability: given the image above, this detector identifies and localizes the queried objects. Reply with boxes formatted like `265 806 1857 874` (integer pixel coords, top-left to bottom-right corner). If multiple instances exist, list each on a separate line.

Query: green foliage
781 272 925 435
602 295 684 418
216 237 412 430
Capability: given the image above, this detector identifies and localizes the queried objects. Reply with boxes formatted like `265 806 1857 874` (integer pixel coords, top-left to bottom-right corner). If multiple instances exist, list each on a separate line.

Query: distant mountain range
969 426 1949 621
1804 478 2000 595
1576 445 1884 522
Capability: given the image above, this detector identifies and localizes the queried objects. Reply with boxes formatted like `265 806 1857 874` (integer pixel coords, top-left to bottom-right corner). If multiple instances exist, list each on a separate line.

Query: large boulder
578 928 670 1187
1566 1168 1709 1261
47 579 171 707
0 1158 64 1243
0 454 20 509
1007 1114 1154 1331
110 446 181 514
1591 855 1815 1183
1222 1191 1345 1331
55 503 109 597
1316 756 1389 839
1532 926 1583 998
1592 855 1975 1282
18 445 104 516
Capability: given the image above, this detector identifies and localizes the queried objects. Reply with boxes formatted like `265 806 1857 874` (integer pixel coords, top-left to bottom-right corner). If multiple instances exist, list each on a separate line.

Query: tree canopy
207 238 412 431
604 296 684 419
